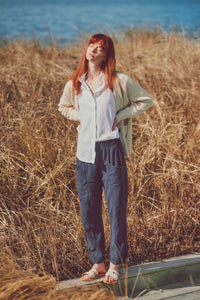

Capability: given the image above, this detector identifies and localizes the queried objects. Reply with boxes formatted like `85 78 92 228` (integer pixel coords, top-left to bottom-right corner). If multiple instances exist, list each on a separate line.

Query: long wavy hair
69 33 117 94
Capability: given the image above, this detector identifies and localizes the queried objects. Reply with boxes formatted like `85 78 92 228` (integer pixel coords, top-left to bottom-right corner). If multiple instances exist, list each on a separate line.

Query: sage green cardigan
58 72 153 156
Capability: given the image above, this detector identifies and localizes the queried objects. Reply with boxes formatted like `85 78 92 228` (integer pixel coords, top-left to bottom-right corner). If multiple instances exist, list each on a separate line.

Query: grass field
0 29 200 298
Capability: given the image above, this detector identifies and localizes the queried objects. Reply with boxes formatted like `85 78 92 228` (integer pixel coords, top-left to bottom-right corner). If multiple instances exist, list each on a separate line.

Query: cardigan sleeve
115 76 153 123
58 81 80 122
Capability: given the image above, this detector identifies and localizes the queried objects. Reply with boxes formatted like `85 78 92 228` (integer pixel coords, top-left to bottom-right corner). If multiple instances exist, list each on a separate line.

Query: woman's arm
115 76 153 123
58 80 80 122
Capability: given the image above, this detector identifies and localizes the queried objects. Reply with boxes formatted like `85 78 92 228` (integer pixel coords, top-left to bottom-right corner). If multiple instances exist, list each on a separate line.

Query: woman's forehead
89 40 105 48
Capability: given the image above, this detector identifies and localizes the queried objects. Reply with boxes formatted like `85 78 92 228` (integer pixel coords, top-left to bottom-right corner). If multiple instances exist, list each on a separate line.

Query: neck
87 62 101 80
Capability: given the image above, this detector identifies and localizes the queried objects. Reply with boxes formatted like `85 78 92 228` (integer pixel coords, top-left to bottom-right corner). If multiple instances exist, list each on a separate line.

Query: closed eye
89 43 104 53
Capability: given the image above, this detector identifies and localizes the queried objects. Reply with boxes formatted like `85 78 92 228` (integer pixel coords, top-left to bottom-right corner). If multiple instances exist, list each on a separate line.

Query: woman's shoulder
116 71 135 82
64 79 73 89
116 72 129 81
62 79 74 95
116 72 135 87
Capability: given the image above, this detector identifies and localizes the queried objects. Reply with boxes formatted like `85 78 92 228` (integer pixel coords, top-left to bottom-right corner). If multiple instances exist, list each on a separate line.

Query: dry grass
0 28 200 293
0 250 116 299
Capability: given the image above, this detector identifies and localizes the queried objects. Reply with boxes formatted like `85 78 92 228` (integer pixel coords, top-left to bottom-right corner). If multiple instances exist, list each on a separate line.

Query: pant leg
76 157 105 263
102 139 128 265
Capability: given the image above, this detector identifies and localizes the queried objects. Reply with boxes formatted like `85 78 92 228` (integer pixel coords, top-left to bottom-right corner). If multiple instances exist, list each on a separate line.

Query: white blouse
77 72 120 163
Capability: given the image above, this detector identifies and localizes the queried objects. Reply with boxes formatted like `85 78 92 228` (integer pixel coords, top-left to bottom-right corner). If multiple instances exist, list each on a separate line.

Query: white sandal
81 268 106 281
103 268 120 284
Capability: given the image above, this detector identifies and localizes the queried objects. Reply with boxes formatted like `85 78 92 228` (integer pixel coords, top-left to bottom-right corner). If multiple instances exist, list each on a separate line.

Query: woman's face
86 42 106 66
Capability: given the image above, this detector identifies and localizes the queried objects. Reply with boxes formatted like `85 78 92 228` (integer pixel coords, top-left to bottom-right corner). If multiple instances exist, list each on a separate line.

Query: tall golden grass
0 250 116 299
0 29 200 293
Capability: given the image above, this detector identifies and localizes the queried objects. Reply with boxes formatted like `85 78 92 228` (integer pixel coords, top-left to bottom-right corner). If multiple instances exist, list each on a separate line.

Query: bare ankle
93 262 106 271
109 262 119 270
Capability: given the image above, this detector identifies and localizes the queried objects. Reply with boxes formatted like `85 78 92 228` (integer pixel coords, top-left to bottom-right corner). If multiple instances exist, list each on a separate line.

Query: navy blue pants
76 139 128 265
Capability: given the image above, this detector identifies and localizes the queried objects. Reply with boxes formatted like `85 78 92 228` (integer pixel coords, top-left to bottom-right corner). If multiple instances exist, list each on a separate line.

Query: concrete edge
121 253 200 297
57 253 200 297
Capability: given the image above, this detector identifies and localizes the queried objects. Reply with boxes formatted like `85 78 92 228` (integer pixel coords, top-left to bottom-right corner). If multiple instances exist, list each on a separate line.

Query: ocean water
0 0 200 44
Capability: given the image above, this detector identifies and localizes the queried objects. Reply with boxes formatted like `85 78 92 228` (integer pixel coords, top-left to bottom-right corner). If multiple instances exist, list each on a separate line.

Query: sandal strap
82 268 98 279
105 268 120 281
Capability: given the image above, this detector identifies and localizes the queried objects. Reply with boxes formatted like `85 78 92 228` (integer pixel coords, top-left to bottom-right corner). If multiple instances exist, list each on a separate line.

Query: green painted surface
57 253 200 299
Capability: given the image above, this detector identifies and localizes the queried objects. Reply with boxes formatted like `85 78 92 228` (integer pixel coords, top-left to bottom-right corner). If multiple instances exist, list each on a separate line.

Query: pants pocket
76 158 99 194
76 158 86 188
109 164 128 183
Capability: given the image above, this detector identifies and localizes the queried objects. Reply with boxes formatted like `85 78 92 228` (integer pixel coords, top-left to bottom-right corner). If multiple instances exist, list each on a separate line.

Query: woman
58 33 153 284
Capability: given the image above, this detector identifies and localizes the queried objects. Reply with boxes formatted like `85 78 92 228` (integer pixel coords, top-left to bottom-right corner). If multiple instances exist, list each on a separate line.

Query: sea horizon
0 0 200 45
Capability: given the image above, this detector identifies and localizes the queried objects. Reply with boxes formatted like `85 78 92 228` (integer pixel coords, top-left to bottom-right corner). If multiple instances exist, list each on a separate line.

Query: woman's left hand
112 118 118 131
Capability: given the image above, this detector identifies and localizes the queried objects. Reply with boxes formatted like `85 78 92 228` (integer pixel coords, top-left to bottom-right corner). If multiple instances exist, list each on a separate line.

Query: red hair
69 33 117 94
